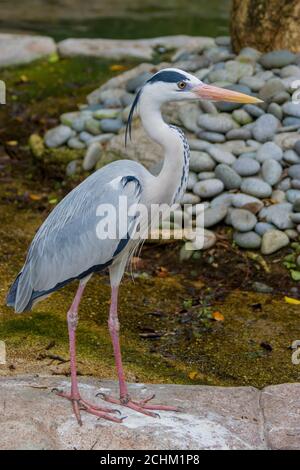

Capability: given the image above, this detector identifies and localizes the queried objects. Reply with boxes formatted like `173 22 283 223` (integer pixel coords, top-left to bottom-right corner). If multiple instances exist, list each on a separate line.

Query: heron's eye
177 81 186 90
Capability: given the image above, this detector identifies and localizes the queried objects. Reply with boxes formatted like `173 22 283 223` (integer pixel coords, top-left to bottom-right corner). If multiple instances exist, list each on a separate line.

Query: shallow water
0 0 230 40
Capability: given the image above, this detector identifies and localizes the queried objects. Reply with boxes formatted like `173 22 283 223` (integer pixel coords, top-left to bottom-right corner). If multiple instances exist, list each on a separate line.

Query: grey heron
6 68 261 425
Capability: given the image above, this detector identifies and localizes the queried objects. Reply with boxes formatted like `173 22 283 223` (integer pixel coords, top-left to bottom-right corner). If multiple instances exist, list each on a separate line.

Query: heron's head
126 67 262 143
141 67 262 104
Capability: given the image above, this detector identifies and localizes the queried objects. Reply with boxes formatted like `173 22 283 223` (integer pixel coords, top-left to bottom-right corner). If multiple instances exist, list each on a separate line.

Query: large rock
259 79 285 102
193 179 224 198
259 203 294 229
0 33 56 68
231 209 257 232
202 205 228 228
44 125 73 148
198 114 236 133
261 384 300 450
215 164 241 189
82 142 102 171
233 231 262 249
261 160 282 186
252 114 279 143
261 229 289 254
1 375 300 449
233 157 260 176
207 147 236 165
0 375 265 450
283 102 300 119
58 36 215 61
259 50 296 69
256 142 283 163
189 151 215 172
241 178 272 198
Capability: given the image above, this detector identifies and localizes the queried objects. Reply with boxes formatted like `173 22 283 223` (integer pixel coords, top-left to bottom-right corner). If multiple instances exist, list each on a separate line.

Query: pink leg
108 286 129 401
98 285 180 417
56 282 123 425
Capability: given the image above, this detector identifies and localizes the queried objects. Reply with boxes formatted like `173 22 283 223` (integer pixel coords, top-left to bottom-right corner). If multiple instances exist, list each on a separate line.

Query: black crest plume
125 88 142 146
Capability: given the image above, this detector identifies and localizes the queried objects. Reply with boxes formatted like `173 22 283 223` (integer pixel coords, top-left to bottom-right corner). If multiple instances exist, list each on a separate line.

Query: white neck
139 91 188 204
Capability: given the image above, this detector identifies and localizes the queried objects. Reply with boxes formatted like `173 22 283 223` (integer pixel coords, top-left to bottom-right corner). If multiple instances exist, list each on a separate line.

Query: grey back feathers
8 68 192 313
8 160 147 312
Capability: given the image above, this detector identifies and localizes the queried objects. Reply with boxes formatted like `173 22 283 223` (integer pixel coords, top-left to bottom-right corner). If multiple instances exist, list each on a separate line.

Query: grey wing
12 163 144 312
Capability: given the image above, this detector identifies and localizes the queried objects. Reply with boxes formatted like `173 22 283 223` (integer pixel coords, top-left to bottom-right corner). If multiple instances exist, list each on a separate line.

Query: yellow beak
193 84 263 104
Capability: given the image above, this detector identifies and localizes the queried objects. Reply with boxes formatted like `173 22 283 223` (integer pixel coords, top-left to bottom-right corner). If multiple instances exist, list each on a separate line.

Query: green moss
43 147 85 164
2 56 138 104
0 56 138 147
95 151 125 170
1 194 300 387
29 134 45 159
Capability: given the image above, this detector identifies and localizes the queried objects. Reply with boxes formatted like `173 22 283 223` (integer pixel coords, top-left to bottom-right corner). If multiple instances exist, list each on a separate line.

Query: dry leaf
110 64 127 72
212 311 224 322
29 193 43 201
156 266 169 278
284 296 300 305
5 140 18 146
188 371 199 380
191 279 205 289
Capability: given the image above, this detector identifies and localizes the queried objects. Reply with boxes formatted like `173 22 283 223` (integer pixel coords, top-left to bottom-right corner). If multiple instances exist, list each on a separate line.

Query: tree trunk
231 0 300 53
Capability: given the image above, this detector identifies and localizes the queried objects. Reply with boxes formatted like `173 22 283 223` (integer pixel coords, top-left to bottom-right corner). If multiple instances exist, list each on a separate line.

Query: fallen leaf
110 64 127 72
284 296 300 305
139 332 163 339
29 193 43 201
188 371 199 380
19 74 28 82
246 252 270 273
156 266 169 278
212 311 224 322
48 52 59 63
290 270 300 282
191 279 205 289
5 140 18 146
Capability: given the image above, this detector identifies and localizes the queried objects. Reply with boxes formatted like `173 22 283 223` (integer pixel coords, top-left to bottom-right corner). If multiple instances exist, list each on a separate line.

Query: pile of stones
42 36 300 256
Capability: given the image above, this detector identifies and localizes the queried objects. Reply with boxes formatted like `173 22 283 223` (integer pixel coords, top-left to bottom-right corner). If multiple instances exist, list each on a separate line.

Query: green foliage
283 250 300 281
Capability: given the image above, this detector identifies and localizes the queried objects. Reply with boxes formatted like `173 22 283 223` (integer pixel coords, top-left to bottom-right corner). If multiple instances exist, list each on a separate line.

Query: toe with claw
54 388 124 425
96 391 180 418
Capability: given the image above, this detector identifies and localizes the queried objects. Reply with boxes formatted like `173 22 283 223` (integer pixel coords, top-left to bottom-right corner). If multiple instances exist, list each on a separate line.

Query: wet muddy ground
0 57 299 389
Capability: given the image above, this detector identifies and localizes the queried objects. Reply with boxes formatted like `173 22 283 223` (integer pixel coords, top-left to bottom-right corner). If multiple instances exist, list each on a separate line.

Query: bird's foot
96 392 180 418
54 388 124 425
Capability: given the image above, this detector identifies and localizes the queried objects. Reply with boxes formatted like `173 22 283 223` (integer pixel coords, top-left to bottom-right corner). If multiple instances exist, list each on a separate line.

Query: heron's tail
6 265 33 313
